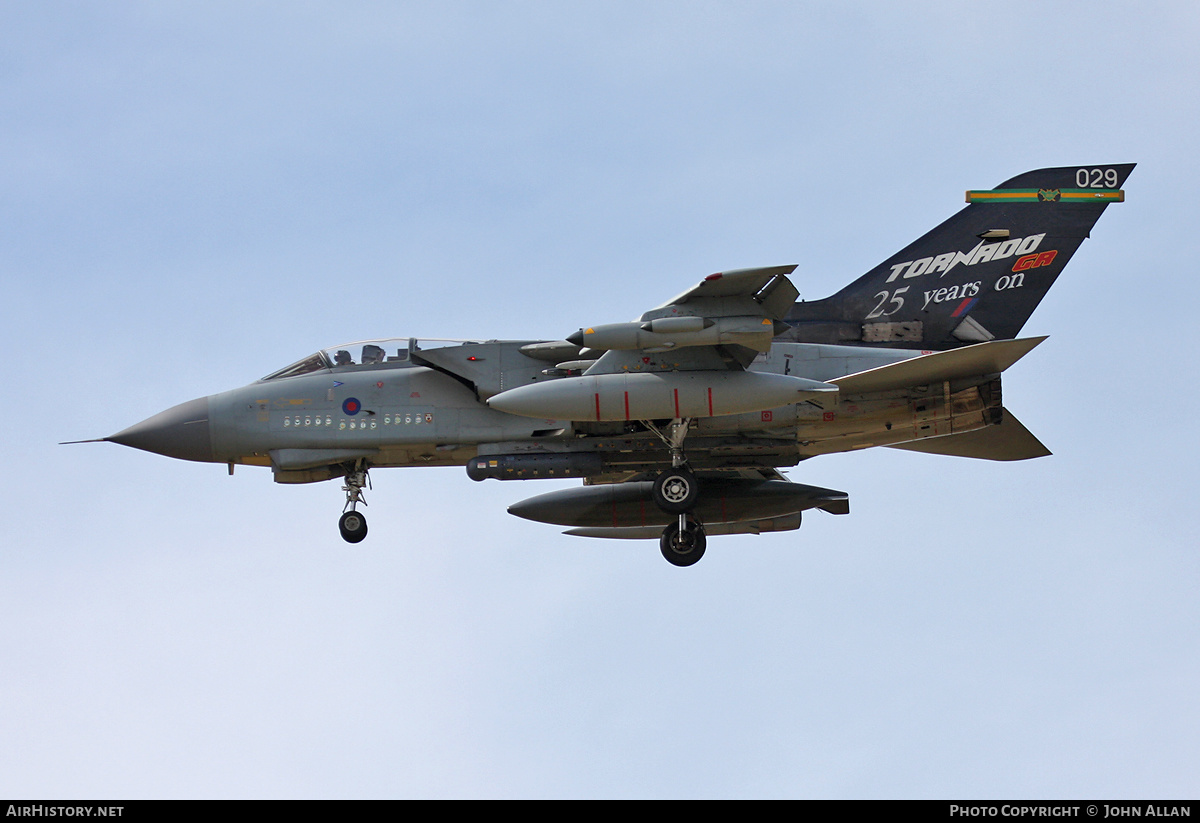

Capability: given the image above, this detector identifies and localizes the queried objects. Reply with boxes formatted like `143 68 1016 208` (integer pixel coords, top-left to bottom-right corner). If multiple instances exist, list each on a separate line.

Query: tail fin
784 164 1135 349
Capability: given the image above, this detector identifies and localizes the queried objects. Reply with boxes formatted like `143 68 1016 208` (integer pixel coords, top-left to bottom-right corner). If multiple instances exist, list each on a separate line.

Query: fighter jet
89 164 1133 566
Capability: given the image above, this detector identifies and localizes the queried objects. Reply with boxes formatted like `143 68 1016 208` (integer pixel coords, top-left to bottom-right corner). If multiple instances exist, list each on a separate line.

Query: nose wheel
660 514 706 567
338 463 371 544
339 510 368 543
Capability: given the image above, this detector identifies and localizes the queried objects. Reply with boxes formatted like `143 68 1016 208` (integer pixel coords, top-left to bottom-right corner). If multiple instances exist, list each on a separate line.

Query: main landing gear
338 463 370 544
645 418 707 566
652 467 699 514
660 514 706 567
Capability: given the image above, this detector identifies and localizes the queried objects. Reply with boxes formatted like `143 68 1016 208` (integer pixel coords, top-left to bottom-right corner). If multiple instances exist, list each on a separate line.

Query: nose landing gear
338 463 371 544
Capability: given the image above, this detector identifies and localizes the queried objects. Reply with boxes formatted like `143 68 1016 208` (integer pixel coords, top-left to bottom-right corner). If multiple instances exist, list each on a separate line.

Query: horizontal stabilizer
886 408 1050 461
833 336 1045 394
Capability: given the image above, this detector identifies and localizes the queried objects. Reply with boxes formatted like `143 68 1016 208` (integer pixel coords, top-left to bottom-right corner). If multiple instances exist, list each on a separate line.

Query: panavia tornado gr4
91 164 1133 566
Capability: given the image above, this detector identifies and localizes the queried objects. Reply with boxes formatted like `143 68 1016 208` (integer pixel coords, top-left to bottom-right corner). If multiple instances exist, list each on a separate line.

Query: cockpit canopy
260 337 487 381
260 338 412 381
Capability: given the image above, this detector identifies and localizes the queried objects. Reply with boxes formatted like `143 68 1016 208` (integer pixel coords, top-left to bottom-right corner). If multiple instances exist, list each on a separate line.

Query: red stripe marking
950 297 975 318
673 388 680 418
624 390 630 421
595 392 601 421
707 387 713 416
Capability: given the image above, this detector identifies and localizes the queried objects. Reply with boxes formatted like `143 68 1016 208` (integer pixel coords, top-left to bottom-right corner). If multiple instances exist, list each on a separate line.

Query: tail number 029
1076 168 1118 188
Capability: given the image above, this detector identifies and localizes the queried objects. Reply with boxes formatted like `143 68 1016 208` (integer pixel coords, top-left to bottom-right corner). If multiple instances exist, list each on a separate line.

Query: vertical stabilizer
783 164 1135 349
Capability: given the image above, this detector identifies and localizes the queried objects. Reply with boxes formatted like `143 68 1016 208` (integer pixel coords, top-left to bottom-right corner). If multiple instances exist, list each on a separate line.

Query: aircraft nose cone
107 396 215 462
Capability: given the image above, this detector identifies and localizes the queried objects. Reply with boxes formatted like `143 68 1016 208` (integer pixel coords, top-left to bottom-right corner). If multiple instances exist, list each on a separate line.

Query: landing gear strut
643 418 708 564
660 514 706 567
339 462 370 544
644 418 699 514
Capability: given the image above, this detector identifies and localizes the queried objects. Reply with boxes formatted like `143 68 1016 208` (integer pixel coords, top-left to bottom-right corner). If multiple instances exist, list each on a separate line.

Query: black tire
339 510 368 544
660 518 707 567
652 468 699 514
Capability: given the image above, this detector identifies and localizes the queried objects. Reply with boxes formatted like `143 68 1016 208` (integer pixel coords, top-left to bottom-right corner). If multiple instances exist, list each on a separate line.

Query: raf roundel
342 397 362 416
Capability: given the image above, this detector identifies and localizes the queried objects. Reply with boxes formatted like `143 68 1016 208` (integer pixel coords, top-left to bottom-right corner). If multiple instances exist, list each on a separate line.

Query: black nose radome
107 396 214 463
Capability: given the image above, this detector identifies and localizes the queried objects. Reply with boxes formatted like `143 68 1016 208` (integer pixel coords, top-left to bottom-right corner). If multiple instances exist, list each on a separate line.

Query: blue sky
2 2 1197 798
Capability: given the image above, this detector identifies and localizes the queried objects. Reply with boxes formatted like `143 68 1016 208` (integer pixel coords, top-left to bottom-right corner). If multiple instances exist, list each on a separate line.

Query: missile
566 315 777 353
487 369 836 421
507 479 850 528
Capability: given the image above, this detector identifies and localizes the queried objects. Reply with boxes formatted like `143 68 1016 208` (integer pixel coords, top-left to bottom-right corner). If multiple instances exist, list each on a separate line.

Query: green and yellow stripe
965 188 1125 203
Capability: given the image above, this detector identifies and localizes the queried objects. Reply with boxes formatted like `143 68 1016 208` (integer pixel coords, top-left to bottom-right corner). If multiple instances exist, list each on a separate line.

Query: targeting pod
467 452 604 481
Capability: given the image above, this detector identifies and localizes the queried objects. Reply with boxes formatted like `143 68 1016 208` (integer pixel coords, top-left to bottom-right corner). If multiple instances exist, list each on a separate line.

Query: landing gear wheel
653 468 699 514
339 510 368 544
660 517 707 567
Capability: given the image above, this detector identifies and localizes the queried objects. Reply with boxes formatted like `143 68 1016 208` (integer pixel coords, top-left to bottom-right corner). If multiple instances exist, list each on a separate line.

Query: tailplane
783 164 1135 349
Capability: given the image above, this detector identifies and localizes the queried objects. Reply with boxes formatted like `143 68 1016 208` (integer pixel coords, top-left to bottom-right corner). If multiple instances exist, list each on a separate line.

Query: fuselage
108 336 1001 483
